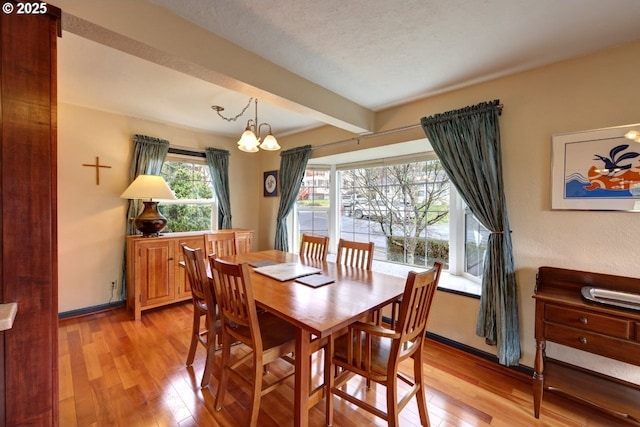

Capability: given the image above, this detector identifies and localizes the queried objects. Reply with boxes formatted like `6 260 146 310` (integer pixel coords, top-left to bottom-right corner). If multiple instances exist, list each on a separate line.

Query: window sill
366 258 481 299
326 254 482 298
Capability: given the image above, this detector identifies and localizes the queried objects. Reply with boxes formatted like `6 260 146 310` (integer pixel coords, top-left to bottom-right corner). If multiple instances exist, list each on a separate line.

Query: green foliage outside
386 236 449 268
297 200 330 207
159 161 214 233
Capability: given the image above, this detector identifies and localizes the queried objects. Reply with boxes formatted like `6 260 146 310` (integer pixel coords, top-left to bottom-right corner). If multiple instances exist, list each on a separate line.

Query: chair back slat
206 232 236 258
396 262 441 344
336 239 374 270
299 234 329 261
210 257 261 349
181 244 212 303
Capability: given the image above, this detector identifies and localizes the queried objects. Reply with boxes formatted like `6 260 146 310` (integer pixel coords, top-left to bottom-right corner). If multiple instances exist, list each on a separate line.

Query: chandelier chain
212 97 254 122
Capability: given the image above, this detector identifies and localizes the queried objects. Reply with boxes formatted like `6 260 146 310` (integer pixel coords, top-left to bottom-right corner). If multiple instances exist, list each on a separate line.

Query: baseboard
58 301 125 320
380 314 533 377
426 331 534 377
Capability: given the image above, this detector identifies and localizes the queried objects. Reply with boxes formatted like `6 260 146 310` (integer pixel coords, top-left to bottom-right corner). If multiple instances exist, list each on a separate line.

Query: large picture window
339 160 450 268
295 155 487 296
159 155 217 232
296 169 330 238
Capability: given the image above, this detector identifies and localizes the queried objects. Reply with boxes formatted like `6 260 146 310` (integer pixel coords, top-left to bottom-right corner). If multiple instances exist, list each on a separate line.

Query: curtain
274 145 312 251
205 147 232 229
121 134 170 298
420 100 520 366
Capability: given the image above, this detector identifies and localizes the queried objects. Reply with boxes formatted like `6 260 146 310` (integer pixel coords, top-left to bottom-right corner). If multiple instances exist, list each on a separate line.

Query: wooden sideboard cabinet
533 267 640 423
126 230 254 320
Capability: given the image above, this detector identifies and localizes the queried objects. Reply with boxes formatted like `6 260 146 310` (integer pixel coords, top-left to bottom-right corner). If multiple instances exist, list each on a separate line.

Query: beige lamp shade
120 175 177 201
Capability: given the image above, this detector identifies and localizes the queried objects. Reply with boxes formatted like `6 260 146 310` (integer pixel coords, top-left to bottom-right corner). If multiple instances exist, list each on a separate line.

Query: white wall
57 104 261 312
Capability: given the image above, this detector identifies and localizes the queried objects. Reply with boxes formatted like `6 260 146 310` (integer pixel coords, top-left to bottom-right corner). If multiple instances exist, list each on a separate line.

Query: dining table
214 249 408 427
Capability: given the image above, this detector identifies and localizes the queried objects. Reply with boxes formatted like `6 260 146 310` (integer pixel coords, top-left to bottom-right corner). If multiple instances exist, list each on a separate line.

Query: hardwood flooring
59 302 635 427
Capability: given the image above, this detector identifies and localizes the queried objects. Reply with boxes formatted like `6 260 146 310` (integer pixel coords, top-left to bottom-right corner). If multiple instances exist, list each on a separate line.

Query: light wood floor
59 302 634 427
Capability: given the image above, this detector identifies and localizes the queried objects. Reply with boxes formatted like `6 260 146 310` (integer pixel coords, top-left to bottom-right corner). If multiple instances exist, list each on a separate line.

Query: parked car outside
352 200 415 220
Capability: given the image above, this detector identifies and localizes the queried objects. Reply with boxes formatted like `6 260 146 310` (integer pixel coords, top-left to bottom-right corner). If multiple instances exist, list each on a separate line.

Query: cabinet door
175 235 206 298
235 231 254 254
136 240 175 306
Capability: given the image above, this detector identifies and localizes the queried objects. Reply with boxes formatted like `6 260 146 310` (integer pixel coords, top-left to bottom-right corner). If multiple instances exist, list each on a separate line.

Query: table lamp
120 174 177 236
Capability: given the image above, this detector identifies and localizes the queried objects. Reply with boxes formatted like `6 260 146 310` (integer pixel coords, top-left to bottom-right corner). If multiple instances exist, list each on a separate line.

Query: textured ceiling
55 0 640 146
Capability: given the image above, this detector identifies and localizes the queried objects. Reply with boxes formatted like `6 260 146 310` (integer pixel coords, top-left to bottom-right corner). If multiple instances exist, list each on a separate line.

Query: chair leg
186 307 201 366
200 335 215 388
391 302 398 329
248 352 263 427
414 347 430 427
214 333 231 411
324 339 334 427
386 373 399 427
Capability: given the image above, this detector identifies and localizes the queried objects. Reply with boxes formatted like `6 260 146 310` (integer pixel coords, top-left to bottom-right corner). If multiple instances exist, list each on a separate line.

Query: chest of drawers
533 267 640 423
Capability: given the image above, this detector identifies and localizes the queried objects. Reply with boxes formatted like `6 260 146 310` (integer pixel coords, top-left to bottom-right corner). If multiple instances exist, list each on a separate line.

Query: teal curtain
274 145 312 251
205 147 232 229
420 100 520 366
121 134 170 298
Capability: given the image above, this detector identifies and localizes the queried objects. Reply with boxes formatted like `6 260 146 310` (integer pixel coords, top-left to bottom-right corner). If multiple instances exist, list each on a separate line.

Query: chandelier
212 98 281 153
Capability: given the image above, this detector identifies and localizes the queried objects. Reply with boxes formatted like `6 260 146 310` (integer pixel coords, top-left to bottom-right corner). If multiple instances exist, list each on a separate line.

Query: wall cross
82 156 112 185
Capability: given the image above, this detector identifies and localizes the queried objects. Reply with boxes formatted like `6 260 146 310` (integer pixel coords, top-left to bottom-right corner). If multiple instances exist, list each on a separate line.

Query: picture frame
263 170 278 197
551 123 640 211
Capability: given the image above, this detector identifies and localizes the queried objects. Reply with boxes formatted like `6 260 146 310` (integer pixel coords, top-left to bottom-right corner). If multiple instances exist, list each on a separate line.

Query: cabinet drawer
545 322 640 365
545 304 632 339
637 323 640 342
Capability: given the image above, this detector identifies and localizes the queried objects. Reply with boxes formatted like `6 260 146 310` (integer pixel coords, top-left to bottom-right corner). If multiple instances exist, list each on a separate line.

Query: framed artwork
551 123 640 210
263 170 278 197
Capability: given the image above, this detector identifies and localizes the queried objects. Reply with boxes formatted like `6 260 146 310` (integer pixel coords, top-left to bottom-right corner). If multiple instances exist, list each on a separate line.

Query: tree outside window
340 160 450 267
160 159 216 232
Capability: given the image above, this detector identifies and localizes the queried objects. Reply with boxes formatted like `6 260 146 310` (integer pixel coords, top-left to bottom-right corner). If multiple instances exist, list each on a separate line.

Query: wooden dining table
214 249 408 427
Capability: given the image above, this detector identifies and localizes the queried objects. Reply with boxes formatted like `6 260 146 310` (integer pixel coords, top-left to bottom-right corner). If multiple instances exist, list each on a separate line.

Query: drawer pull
578 336 587 344
579 317 588 324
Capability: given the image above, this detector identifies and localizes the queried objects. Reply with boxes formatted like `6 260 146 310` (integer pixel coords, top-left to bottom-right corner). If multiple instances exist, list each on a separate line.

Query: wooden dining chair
336 238 380 323
234 230 253 254
299 233 329 260
336 238 374 270
325 262 442 427
205 231 236 258
181 243 221 388
209 256 296 427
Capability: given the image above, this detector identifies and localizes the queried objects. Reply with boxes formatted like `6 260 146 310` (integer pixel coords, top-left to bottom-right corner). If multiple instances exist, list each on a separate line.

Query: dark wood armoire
0 3 61 426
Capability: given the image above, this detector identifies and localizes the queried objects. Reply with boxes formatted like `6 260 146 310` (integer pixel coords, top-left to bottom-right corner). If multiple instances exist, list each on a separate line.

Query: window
296 169 330 238
464 207 489 278
295 155 488 296
159 154 217 232
339 160 450 268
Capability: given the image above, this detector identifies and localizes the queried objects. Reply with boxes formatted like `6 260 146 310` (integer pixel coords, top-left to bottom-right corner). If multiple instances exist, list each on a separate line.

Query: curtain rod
311 102 503 151
312 123 422 150
421 101 503 126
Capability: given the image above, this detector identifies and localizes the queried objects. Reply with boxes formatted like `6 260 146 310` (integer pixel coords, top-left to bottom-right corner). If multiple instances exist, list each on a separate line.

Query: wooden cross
82 156 112 185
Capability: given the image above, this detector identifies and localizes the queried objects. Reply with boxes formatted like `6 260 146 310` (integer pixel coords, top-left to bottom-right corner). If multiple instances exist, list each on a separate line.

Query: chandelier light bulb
238 128 258 147
260 134 281 151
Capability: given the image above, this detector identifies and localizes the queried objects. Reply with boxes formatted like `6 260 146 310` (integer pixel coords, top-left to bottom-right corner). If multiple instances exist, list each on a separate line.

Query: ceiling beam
49 0 374 134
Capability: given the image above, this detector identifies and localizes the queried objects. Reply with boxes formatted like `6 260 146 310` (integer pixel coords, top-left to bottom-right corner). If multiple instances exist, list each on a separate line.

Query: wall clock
263 170 278 197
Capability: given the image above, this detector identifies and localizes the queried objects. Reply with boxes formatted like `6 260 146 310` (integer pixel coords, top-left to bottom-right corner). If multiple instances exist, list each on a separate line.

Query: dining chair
205 231 236 258
325 262 442 427
234 230 253 254
336 238 374 270
299 233 329 261
209 256 296 427
181 243 221 388
336 238 380 324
